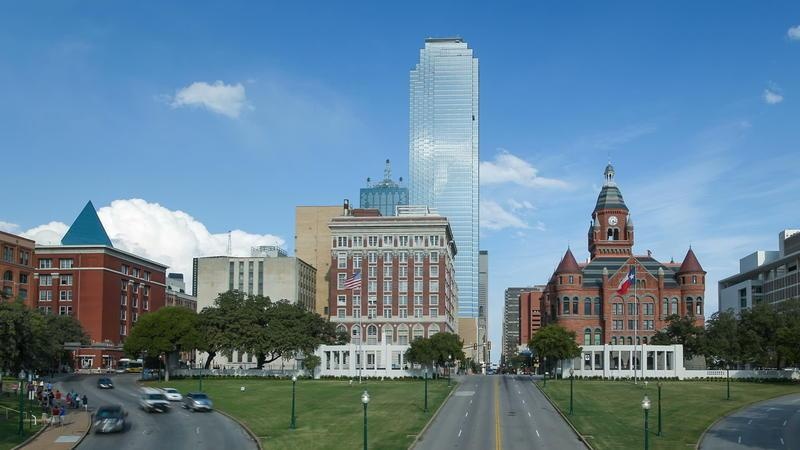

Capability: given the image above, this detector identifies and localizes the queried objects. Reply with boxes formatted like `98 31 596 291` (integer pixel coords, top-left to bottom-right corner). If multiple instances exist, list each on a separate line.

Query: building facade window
39 259 52 269
39 290 52 301
59 259 74 269
60 274 73 286
39 275 52 286
60 290 72 301
584 298 591 315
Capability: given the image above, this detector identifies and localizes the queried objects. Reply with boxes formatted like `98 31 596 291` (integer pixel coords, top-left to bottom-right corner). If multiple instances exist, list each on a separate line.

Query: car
139 388 171 413
160 388 183 402
93 405 127 434
183 392 213 412
97 377 114 389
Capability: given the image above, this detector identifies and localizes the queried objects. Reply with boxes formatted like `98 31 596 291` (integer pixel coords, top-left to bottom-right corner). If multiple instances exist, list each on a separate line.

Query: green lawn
0 394 42 450
539 379 800 450
148 377 452 450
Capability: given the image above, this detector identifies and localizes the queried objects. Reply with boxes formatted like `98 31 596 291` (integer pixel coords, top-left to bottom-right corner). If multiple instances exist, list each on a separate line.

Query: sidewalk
20 409 90 450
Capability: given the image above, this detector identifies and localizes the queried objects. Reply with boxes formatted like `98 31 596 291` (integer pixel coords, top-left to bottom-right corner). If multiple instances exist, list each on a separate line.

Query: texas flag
616 265 636 295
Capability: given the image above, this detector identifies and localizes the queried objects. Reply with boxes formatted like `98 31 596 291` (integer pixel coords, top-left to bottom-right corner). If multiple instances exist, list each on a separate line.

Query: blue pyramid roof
61 201 113 247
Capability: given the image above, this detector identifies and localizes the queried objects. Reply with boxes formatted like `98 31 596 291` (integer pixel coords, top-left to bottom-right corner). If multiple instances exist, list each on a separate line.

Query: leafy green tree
704 310 741 368
649 314 706 359
404 337 436 370
196 291 249 368
124 306 201 380
404 332 465 372
775 299 800 367
529 324 580 377
303 354 321 376
738 303 781 368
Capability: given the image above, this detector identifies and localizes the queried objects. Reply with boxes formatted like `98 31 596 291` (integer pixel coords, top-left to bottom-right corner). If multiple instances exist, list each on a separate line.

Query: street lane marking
521 399 525 405
528 412 531 417
196 427 200 435
494 379 502 450
465 411 469 417
738 436 741 444
458 429 462 437
783 420 787 427
536 429 540 438
781 437 785 445
748 420 752 425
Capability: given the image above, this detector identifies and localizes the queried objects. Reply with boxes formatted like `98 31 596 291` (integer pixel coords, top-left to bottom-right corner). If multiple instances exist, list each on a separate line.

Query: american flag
344 271 362 290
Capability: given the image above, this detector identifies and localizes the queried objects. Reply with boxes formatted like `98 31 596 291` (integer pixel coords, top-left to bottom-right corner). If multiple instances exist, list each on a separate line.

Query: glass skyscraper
409 38 479 318
359 159 409 216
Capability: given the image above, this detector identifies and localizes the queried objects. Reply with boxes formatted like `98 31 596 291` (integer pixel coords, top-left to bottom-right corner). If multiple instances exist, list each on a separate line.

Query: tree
529 325 580 377
124 306 201 381
404 332 465 372
738 303 781 368
649 314 706 359
196 291 249 369
303 354 321 376
704 310 741 368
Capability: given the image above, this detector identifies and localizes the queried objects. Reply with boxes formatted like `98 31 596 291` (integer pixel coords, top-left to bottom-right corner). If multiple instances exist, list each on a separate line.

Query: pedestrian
55 389 61 401
82 394 88 410
59 405 65 426
66 392 72 406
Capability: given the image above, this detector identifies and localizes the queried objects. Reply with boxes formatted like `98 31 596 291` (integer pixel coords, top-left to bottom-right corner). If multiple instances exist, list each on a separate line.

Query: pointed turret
555 248 581 273
61 201 113 247
677 248 704 274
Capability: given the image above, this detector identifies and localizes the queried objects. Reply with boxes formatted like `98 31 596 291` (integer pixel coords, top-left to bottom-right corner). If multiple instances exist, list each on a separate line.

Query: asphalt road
700 393 800 450
57 373 258 450
413 374 587 450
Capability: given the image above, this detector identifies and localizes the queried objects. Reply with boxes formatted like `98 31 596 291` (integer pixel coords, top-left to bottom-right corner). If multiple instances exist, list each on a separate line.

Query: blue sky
2 2 799 363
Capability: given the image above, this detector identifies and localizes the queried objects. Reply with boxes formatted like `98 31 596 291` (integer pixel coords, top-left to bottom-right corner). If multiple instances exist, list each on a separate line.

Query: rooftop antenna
384 158 392 182
227 230 232 256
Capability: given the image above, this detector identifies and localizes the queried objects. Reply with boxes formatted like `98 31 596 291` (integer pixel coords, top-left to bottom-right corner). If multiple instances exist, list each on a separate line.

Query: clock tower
588 164 634 259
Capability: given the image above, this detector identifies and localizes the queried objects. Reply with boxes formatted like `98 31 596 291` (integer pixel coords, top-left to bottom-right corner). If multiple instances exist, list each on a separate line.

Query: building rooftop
61 201 114 247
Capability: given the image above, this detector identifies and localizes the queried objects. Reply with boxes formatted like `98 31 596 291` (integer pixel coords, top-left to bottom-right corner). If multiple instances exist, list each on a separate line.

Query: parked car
183 392 213 412
97 377 114 389
93 405 127 433
139 388 171 413
160 388 183 402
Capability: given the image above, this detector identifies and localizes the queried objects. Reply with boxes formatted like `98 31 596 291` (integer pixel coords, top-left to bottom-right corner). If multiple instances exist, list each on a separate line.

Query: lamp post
290 375 297 429
569 368 575 415
544 371 548 388
447 354 452 387
657 381 662 436
726 364 731 401
361 390 370 450
141 351 147 381
199 360 203 392
642 394 651 450
424 369 429 413
17 371 24 437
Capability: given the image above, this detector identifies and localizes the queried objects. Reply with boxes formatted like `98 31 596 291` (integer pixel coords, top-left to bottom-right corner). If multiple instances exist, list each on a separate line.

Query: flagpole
633 263 638 385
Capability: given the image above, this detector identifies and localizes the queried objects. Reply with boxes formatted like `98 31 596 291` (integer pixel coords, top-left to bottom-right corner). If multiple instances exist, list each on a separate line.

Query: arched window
612 336 618 345
642 336 648 345
428 324 440 337
584 328 592 346
383 327 393 344
613 228 620 240
2 271 12 281
662 298 668 316
412 324 424 341
607 228 614 240
584 298 592 315
572 297 579 315
627 336 633 345
696 297 703 315
593 328 602 345
594 298 601 315
366 325 378 345
636 336 641 345
686 297 694 316
563 297 570 314
670 298 678 315
397 325 409 345
336 324 347 335
352 326 361 345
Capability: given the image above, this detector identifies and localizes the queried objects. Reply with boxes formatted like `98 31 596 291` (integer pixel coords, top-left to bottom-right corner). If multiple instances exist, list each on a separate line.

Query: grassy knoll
539 379 800 450
148 377 452 450
0 395 42 450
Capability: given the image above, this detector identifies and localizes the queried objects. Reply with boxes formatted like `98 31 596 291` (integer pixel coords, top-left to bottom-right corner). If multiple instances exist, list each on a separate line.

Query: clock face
608 215 618 226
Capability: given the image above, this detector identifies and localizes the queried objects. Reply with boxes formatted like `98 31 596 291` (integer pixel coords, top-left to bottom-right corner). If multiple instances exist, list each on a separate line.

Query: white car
160 388 183 402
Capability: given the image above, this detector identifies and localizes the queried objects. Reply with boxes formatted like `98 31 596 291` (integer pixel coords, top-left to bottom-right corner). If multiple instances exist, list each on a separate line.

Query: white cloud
20 199 283 294
507 199 535 211
480 150 569 189
170 81 249 118
788 25 800 40
480 199 530 230
0 221 20 233
764 88 784 105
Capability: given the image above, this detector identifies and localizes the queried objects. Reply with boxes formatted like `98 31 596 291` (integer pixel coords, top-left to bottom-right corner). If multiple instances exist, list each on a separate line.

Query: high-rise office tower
359 159 409 216
409 37 479 328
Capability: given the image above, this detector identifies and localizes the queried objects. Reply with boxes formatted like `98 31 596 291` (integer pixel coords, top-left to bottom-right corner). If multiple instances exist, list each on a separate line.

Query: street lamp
657 381 662 436
569 368 575 415
642 394 651 450
447 354 452 387
361 390 370 450
424 369 429 413
17 371 24 437
290 375 298 429
544 371 548 388
199 359 204 392
726 364 731 401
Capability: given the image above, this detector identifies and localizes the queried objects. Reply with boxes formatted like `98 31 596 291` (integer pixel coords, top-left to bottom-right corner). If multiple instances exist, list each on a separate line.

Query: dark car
97 377 114 389
183 392 213 412
93 405 127 433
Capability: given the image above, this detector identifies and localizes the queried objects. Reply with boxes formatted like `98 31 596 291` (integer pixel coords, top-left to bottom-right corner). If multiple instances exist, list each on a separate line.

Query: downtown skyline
2 2 800 364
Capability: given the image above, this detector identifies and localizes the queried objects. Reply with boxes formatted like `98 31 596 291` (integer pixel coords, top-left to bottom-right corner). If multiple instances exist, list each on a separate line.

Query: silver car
139 388 171 413
183 392 213 412
93 405 127 433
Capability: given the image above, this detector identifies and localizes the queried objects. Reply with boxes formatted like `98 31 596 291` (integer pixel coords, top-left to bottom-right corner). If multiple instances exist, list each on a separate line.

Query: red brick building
536 165 706 346
31 202 167 370
1 231 35 303
518 287 544 347
328 205 458 346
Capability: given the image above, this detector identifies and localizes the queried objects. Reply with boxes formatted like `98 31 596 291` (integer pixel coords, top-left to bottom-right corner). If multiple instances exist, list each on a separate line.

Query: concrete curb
215 408 264 450
408 381 458 450
11 424 49 450
70 411 92 450
694 392 800 450
533 380 593 450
